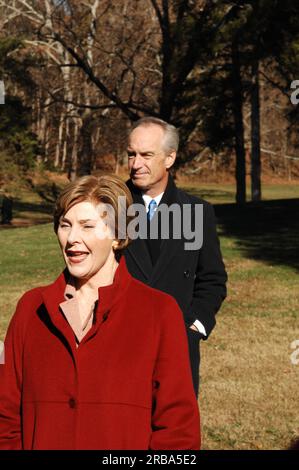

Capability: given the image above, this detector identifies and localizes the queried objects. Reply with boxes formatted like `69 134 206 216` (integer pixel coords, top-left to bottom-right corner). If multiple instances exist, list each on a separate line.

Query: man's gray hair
130 116 179 153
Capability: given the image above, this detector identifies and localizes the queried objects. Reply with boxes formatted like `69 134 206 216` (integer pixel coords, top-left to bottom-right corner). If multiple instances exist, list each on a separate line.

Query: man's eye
60 224 70 228
141 153 154 158
83 225 95 229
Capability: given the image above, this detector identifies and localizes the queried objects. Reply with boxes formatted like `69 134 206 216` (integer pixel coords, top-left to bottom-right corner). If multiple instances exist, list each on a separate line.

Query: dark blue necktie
147 199 157 221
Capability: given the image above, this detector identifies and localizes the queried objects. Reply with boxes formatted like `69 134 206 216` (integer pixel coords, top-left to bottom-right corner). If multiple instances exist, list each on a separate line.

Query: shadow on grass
0 200 54 229
13 200 54 215
214 198 299 272
184 187 233 202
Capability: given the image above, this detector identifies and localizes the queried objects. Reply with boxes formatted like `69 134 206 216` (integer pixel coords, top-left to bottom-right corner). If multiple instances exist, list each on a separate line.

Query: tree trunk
35 90 42 140
250 56 261 201
54 113 65 168
62 50 74 172
91 127 100 171
39 96 51 160
78 112 93 176
62 117 69 171
68 119 81 181
231 38 246 206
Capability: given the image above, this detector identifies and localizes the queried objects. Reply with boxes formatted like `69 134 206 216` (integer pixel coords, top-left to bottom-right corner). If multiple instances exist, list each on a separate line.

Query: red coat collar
40 256 132 351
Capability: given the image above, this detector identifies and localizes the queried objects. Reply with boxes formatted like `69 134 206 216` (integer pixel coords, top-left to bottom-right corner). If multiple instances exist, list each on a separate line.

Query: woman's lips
66 251 89 264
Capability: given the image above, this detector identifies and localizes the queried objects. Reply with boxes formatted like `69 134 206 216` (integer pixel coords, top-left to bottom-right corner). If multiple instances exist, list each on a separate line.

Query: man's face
127 124 176 196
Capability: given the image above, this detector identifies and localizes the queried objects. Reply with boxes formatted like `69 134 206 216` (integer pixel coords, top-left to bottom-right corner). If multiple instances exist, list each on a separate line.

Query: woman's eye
83 225 95 229
60 224 70 229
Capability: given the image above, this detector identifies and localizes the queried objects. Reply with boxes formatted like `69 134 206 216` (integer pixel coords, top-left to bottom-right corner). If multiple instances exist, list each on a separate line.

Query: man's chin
131 175 149 189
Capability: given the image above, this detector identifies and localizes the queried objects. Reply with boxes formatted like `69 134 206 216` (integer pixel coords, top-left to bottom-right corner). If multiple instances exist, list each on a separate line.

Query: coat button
184 270 190 278
69 398 76 409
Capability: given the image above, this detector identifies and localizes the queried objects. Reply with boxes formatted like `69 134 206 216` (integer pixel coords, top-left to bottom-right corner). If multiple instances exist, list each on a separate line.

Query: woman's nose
67 226 81 244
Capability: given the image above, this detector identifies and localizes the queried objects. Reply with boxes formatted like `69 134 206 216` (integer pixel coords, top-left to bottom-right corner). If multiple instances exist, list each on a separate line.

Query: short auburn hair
54 174 133 254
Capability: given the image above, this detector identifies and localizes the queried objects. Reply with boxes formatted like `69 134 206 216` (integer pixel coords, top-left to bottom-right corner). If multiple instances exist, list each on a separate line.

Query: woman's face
57 201 117 282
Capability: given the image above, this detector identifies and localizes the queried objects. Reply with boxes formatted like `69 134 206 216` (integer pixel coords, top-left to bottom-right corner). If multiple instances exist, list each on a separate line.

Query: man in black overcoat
124 117 227 396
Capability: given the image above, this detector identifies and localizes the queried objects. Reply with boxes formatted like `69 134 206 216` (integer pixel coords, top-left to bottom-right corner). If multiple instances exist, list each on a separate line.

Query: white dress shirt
142 193 164 213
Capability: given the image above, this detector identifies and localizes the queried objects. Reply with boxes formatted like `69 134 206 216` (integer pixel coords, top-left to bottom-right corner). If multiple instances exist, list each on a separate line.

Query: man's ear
165 150 176 169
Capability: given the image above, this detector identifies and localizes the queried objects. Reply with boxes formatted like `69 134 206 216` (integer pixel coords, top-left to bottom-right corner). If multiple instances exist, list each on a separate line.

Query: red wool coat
0 257 200 450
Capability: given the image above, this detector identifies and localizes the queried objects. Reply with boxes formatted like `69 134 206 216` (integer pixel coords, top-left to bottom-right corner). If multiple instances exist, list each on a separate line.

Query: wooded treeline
1 0 299 204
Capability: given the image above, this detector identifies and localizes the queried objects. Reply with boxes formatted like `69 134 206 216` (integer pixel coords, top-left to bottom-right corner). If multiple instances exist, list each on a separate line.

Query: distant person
125 117 227 396
288 437 299 450
0 174 200 450
1 193 13 224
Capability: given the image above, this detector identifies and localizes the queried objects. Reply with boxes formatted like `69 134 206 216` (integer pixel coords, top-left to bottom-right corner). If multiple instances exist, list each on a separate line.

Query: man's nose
131 154 143 169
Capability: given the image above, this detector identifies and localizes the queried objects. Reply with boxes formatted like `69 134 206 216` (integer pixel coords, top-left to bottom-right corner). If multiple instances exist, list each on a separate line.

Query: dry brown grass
199 256 299 450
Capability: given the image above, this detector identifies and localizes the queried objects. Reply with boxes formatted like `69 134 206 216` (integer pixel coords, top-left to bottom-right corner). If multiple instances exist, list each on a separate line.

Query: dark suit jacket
125 175 227 338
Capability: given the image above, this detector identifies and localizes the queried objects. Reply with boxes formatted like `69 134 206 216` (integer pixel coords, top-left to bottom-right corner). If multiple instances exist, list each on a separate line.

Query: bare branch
51 31 140 120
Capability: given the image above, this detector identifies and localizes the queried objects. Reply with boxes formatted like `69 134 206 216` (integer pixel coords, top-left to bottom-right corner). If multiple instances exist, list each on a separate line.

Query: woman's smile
66 250 89 264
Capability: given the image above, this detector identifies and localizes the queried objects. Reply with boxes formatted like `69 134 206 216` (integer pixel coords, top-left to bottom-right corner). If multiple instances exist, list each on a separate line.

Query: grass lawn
198 190 299 449
0 224 63 337
200 234 299 449
0 182 298 450
181 181 299 204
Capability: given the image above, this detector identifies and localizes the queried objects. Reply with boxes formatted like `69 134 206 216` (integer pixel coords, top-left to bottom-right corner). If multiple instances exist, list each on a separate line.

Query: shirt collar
142 192 164 212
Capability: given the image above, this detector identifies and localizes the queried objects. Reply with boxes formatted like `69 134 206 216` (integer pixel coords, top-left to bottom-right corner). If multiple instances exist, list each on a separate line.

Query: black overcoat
125 176 227 393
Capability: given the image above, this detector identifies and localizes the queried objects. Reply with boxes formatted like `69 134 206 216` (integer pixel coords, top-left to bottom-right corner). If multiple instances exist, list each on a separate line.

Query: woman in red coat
0 174 200 450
